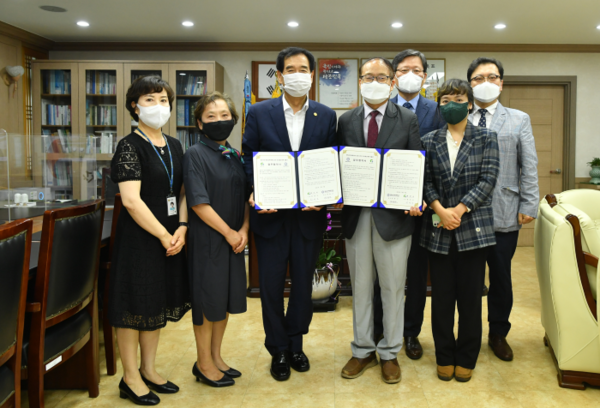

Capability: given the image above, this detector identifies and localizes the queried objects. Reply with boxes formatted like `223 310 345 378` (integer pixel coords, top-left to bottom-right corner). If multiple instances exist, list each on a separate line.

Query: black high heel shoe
119 378 160 406
192 363 234 387
140 371 180 394
219 367 242 378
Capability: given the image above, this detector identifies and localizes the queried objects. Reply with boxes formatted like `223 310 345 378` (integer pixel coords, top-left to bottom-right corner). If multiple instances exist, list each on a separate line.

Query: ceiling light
391 22 403 28
40 6 67 12
182 21 194 27
495 23 506 29
77 21 89 27
287 21 299 28
597 25 600 29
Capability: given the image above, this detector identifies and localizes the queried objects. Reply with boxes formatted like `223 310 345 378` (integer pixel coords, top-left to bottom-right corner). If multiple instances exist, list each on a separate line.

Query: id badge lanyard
137 128 177 216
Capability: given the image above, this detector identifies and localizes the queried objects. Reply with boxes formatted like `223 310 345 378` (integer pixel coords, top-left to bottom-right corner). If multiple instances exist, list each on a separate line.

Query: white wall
50 49 600 177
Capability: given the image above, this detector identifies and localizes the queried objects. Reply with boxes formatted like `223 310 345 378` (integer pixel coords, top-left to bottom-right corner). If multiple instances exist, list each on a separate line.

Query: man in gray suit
467 57 539 362
335 57 422 384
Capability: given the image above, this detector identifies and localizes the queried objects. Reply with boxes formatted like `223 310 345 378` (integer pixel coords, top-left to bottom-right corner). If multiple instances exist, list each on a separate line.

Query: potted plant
588 158 600 185
312 213 342 302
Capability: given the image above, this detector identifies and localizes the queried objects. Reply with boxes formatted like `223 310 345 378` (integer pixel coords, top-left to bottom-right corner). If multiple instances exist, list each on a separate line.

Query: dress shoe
219 367 242 378
270 351 291 381
455 366 473 382
140 371 179 394
341 352 378 379
488 334 514 361
380 358 401 384
192 363 234 387
404 336 423 360
437 365 454 381
290 351 310 372
119 378 160 406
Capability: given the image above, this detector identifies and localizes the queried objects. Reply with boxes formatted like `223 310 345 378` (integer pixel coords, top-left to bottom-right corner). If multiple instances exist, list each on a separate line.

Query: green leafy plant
316 245 342 270
587 158 600 167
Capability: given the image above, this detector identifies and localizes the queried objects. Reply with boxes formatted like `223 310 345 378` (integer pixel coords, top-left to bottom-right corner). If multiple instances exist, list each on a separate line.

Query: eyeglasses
470 74 501 84
396 68 424 77
360 75 392 84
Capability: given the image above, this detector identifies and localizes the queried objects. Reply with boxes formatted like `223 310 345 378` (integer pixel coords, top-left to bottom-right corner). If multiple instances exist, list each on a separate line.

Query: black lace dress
109 132 191 331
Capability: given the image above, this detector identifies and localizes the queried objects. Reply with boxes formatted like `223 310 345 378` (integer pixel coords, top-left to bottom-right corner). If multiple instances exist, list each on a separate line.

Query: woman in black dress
110 76 191 404
183 92 249 387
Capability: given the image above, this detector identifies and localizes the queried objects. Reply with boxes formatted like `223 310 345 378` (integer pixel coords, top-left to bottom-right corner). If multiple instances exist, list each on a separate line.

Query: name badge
167 196 177 216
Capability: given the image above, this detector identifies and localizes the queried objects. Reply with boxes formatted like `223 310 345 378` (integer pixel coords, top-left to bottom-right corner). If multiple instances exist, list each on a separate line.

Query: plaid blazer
420 122 500 254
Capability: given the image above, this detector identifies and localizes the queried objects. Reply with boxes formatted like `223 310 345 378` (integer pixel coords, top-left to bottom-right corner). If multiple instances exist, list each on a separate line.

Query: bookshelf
33 60 224 199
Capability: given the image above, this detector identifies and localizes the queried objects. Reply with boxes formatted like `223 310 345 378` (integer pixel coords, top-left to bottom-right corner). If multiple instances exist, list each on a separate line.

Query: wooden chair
99 193 122 375
23 200 105 408
0 218 32 408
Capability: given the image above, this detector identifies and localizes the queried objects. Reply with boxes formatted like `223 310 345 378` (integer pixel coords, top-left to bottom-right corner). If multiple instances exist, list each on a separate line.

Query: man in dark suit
373 50 446 360
336 57 422 384
242 47 337 382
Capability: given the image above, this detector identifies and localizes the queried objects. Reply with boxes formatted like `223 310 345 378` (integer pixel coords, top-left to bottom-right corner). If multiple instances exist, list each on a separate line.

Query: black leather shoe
192 363 234 387
219 367 242 378
404 336 423 360
270 351 291 381
139 371 179 394
119 378 160 406
488 334 514 361
290 351 310 372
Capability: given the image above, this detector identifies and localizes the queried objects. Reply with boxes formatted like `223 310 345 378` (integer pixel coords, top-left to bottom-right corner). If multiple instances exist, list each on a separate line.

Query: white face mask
361 82 391 104
473 81 501 103
137 104 171 130
396 71 424 94
281 73 312 97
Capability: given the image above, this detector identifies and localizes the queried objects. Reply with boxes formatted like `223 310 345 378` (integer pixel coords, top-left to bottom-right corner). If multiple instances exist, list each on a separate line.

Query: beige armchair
535 191 600 389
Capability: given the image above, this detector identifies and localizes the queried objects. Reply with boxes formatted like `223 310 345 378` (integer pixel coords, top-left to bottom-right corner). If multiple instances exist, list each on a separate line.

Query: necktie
478 109 488 128
403 102 413 111
367 110 379 148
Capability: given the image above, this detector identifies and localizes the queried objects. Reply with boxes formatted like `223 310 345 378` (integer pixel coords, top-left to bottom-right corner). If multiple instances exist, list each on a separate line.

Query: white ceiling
1 0 599 44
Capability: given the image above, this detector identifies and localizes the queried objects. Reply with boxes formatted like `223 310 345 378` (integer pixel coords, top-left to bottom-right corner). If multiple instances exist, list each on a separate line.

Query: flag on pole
242 71 255 136
271 77 282 98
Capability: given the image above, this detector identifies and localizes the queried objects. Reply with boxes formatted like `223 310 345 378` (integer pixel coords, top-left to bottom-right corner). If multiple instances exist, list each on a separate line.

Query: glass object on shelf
176 70 207 96
0 133 97 222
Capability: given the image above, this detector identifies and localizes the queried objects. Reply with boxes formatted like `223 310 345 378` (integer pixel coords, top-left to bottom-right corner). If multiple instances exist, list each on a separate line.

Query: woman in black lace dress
110 76 191 405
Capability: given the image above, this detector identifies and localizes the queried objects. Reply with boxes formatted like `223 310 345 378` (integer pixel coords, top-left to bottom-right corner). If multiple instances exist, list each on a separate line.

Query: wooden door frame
502 75 577 190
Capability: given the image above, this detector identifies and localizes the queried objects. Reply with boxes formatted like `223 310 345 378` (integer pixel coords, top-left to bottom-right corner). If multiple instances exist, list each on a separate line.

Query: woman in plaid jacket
420 79 500 383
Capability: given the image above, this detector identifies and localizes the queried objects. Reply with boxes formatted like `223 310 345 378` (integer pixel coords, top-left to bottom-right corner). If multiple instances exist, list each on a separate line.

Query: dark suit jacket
391 95 445 137
420 122 500 254
242 96 337 240
337 102 422 241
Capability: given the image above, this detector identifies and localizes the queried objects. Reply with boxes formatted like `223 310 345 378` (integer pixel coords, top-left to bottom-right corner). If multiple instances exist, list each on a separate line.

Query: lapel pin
314 112 317 116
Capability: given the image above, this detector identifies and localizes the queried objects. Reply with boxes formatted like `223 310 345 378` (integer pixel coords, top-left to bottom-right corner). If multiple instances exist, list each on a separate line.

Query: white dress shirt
282 95 310 151
396 94 420 114
471 101 498 128
446 130 462 173
363 101 388 145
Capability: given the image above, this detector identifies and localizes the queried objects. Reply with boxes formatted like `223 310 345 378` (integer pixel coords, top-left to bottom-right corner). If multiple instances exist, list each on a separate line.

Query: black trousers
429 238 489 369
487 230 519 337
373 217 428 339
253 215 322 356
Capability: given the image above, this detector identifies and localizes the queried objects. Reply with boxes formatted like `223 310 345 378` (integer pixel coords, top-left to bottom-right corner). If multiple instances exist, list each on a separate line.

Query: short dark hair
194 91 239 130
391 49 428 73
437 79 475 114
276 47 315 73
360 57 394 77
467 57 504 81
126 75 174 122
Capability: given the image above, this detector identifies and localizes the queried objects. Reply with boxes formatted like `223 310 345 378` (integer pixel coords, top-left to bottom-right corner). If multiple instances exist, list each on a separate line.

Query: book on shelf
41 100 72 126
177 100 185 126
86 101 117 126
41 128 72 153
44 160 73 187
177 74 207 95
43 70 71 94
176 129 202 150
92 131 117 154
86 70 117 94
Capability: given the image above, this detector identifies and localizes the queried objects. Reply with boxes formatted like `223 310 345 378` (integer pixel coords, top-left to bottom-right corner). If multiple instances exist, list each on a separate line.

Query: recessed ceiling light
40 6 67 12
287 21 299 28
77 21 89 27
391 22 403 28
182 21 194 27
597 25 600 29
495 23 507 29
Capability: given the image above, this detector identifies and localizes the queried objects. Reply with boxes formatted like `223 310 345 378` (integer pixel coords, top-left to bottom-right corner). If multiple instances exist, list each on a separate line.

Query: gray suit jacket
469 102 539 232
337 102 422 241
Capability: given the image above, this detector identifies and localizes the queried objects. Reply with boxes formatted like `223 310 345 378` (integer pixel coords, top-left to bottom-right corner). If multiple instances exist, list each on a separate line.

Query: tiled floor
25 247 600 407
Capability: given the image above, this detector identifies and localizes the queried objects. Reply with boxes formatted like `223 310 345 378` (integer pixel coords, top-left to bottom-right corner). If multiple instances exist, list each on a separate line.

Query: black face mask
202 119 235 142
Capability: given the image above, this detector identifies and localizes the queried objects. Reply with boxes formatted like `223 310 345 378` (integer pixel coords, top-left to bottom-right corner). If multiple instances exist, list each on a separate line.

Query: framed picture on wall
251 61 316 102
317 58 359 110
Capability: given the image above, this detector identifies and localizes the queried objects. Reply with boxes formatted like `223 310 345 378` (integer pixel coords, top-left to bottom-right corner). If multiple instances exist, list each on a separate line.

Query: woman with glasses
420 79 499 383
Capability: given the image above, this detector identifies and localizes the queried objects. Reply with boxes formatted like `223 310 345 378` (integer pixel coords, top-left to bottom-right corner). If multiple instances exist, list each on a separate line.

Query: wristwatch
179 222 189 228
